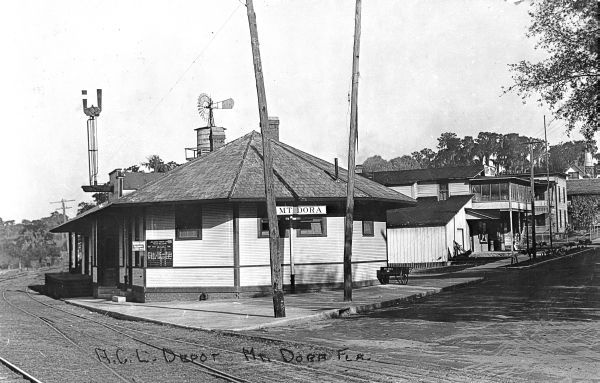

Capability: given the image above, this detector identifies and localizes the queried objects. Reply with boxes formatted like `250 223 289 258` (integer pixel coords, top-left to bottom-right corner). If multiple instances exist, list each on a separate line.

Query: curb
65 277 483 333
504 247 594 270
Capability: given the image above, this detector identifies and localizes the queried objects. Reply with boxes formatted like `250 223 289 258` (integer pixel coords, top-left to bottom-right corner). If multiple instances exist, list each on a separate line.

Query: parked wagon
377 265 411 285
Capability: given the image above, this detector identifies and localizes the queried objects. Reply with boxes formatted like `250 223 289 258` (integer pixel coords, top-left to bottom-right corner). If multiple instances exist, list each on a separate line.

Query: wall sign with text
276 205 327 216
146 239 173 267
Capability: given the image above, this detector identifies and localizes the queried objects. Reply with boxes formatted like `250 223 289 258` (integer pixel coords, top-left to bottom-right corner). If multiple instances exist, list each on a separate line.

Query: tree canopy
507 0 599 140
361 131 597 174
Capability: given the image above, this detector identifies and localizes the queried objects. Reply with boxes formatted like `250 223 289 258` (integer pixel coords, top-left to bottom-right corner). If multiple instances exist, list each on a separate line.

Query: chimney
266 117 279 141
210 126 226 151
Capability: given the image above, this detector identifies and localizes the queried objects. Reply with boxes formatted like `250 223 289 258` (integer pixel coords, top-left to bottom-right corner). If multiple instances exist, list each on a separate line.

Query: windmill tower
82 89 102 185
185 93 234 160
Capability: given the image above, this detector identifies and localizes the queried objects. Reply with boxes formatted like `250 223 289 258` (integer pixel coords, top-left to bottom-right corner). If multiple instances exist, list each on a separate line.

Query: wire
106 3 243 161
148 3 243 117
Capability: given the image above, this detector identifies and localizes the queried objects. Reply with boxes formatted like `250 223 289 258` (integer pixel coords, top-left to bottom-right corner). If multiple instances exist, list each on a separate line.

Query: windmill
197 93 234 127
186 93 234 160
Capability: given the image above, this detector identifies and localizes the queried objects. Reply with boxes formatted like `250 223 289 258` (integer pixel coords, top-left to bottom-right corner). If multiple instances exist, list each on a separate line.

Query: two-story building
370 166 553 260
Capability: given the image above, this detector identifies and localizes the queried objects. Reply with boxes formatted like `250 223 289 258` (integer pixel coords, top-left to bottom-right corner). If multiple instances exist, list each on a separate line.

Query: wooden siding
417 183 438 198
239 203 388 287
145 204 234 267
146 268 233 287
449 182 470 196
92 267 97 283
391 185 414 199
387 226 446 264
282 261 385 285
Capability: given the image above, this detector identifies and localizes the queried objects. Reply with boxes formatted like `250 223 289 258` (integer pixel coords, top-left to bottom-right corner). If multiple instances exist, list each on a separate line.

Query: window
297 217 327 237
439 183 449 201
257 217 289 238
481 184 491 201
559 210 562 228
491 183 500 200
176 206 202 240
535 214 546 227
362 220 374 237
500 183 509 200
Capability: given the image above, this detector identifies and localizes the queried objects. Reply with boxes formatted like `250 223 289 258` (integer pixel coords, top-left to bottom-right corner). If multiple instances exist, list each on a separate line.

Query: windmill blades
197 93 212 121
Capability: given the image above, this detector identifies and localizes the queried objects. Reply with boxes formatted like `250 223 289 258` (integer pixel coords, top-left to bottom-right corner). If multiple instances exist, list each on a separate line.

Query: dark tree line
0 213 65 269
362 131 596 174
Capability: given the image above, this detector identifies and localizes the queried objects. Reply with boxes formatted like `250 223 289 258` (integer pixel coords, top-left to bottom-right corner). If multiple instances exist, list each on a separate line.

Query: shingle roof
113 131 415 205
369 165 484 186
387 195 473 228
123 172 164 190
566 178 600 195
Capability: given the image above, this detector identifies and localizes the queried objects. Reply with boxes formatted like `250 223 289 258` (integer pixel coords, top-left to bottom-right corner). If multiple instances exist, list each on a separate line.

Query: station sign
132 241 146 252
276 205 327 216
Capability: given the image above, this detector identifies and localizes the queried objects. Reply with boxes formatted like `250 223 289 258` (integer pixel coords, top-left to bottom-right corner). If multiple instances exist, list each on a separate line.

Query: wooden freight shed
386 195 473 268
52 130 415 302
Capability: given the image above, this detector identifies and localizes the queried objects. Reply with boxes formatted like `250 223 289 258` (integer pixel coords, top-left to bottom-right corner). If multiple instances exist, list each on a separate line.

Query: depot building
52 125 414 302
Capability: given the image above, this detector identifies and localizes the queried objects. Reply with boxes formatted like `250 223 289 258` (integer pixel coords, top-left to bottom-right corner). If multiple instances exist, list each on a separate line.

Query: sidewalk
64 260 514 332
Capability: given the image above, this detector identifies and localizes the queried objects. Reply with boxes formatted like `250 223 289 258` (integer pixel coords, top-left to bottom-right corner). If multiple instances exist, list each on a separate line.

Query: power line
148 4 243 117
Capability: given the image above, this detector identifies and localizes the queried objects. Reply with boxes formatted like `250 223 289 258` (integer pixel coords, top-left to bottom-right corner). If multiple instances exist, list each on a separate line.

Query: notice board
146 239 173 267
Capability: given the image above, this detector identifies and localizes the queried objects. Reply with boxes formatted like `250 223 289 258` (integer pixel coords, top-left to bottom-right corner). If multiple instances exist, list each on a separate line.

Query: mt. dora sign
276 205 327 216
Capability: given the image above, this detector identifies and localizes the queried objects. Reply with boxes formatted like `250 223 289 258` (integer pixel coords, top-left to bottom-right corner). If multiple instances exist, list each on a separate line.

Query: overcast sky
0 0 584 222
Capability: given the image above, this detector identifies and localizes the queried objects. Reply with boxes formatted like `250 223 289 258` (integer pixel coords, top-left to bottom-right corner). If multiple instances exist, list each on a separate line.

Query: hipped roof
52 131 414 233
113 131 414 205
387 195 472 228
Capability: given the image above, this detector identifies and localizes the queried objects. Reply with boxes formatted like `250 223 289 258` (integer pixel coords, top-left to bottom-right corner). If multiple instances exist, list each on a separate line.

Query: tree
411 148 436 168
569 195 600 230
362 155 392 172
507 0 599 140
548 139 597 172
434 132 462 167
389 155 420 170
142 155 180 173
475 132 502 169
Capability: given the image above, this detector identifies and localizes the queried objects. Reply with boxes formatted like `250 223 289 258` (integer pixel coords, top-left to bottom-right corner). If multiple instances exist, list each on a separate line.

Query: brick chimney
265 117 279 141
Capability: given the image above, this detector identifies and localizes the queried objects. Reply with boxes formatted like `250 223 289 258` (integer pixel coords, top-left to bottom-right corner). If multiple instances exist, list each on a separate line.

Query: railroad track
0 354 43 383
0 288 408 383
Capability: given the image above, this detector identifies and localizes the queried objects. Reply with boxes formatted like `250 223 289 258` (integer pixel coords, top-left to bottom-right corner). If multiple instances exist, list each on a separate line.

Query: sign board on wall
276 205 327 216
146 239 173 267
132 241 146 252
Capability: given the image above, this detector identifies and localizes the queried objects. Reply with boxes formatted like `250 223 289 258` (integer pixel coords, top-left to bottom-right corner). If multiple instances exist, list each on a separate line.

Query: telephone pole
344 0 362 302
246 0 285 317
543 116 553 249
526 139 543 259
51 198 75 270
51 198 75 223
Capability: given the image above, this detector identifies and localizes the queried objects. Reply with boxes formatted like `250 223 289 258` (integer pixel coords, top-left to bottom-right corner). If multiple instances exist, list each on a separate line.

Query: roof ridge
117 131 257 203
248 139 300 200
273 140 372 197
227 132 255 199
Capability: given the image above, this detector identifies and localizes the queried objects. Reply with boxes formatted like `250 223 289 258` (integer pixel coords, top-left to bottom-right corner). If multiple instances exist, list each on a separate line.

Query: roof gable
387 195 472 228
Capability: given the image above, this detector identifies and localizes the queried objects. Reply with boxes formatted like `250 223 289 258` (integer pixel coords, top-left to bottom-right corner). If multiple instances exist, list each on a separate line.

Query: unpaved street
251 250 600 382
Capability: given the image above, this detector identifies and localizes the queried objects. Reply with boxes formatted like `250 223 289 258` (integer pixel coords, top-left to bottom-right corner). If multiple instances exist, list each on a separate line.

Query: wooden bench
377 266 410 285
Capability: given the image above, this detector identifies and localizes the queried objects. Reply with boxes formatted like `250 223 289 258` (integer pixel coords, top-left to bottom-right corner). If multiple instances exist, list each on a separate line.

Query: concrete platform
65 275 483 332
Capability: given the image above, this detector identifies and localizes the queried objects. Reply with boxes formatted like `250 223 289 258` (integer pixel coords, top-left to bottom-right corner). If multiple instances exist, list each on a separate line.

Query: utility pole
344 0 362 302
526 140 543 259
543 116 553 249
51 198 75 270
245 0 285 317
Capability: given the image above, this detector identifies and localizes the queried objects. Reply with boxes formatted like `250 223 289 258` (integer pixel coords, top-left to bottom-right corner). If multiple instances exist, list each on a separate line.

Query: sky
0 0 586 222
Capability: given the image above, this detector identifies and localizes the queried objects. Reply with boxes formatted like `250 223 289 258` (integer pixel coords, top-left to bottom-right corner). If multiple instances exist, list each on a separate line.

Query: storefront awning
465 208 501 221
